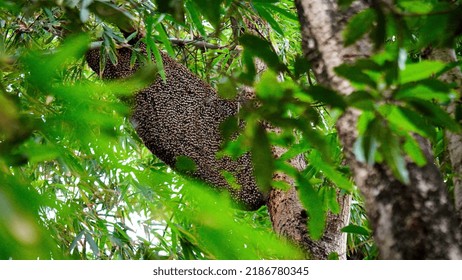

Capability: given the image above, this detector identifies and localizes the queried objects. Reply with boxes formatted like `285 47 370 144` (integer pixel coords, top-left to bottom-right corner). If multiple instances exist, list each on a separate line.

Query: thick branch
264 133 350 259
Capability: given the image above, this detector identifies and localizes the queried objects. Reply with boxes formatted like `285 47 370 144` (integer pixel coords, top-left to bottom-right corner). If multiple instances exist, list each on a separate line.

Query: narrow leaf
403 135 427 167
175 156 197 173
409 99 461 132
395 79 454 103
239 34 285 72
380 128 410 185
89 1 136 33
338 0 356 8
307 85 347 110
251 125 274 194
335 64 377 88
255 70 284 100
191 0 222 30
341 224 370 236
69 230 85 253
84 232 100 256
400 61 446 84
343 8 376 46
185 0 206 37
308 150 353 192
346 90 376 111
254 4 284 35
381 105 434 138
217 77 238 99
297 176 325 240
155 24 175 57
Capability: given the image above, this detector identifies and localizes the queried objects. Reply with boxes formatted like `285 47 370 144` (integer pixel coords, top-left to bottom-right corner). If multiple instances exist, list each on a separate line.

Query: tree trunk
295 0 462 259
425 48 462 220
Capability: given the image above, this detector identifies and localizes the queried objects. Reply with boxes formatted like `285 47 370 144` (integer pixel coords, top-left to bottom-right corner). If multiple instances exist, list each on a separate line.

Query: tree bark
264 134 350 259
240 15 350 259
425 48 462 220
295 0 462 259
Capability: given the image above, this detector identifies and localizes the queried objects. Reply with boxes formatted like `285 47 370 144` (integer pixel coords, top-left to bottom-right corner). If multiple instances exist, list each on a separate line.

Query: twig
168 38 225 50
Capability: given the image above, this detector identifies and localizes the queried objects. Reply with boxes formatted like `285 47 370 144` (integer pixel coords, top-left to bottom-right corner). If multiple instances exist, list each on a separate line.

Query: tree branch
168 38 225 50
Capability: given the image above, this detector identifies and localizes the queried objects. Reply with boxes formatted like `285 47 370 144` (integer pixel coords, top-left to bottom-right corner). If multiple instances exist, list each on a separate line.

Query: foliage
0 0 461 260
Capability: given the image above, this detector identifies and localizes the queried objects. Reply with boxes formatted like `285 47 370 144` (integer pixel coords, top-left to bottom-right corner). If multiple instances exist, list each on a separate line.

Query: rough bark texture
240 15 351 258
267 156 351 259
263 132 350 259
295 0 462 259
426 48 462 219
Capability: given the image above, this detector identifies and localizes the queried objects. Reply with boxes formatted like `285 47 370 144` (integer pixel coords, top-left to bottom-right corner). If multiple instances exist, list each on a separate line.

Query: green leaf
270 180 291 191
346 90 376 111
335 64 377 88
254 4 284 35
264 4 299 22
293 55 311 79
409 99 461 132
221 170 241 191
217 76 238 99
191 0 222 29
89 1 136 33
219 116 239 141
341 224 370 236
251 125 274 194
354 116 380 165
338 0 356 8
394 79 454 103
175 156 197 173
343 8 376 46
297 176 325 240
381 105 434 138
20 142 60 164
328 252 340 260
297 123 331 160
252 0 279 3
156 0 185 23
380 127 410 185
145 17 166 81
279 142 311 161
403 135 427 167
398 1 434 13
181 182 303 259
400 61 446 84
370 5 386 50
308 150 354 193
239 34 285 72
185 0 206 36
84 232 100 257
320 187 340 214
155 24 175 57
255 70 284 100
69 230 85 253
306 85 347 110
219 134 249 159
